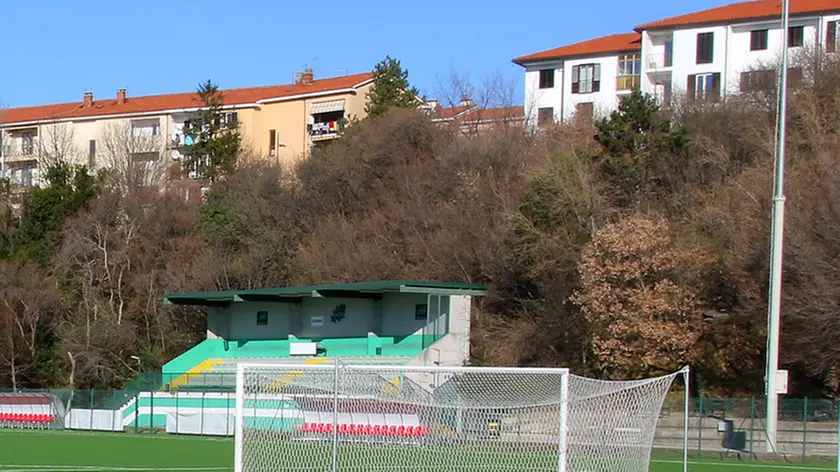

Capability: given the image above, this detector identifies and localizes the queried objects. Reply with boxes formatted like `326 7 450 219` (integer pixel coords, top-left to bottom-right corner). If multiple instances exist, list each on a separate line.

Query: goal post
234 361 686 472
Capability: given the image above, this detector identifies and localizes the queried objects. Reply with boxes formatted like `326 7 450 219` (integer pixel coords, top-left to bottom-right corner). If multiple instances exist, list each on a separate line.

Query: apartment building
515 0 840 126
0 71 373 189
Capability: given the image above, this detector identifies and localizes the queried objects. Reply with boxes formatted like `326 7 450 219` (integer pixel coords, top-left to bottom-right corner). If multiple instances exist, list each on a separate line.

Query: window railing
3 141 36 157
617 75 641 91
646 53 673 70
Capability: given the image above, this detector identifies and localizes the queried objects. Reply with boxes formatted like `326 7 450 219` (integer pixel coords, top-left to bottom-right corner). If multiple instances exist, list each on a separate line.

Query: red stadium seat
416 426 427 437
387 425 397 436
396 425 406 436
363 424 373 435
372 424 383 435
338 424 348 434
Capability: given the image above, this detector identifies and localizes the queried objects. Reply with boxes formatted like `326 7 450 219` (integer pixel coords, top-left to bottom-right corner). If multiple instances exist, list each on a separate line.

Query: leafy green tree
180 80 242 181
364 56 420 118
593 89 689 205
10 162 102 265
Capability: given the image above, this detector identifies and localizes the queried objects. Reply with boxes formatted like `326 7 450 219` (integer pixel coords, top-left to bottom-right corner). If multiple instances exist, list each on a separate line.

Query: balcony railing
2 142 37 162
617 75 641 91
646 53 673 71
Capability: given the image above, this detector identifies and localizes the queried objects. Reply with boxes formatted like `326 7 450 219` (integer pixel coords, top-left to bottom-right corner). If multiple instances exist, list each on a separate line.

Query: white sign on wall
311 316 324 327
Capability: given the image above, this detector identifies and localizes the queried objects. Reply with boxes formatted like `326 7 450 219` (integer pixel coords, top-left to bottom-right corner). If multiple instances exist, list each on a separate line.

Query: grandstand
53 280 487 433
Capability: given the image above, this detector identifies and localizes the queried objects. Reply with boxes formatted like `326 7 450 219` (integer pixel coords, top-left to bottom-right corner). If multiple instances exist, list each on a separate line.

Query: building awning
310 99 345 115
164 280 488 307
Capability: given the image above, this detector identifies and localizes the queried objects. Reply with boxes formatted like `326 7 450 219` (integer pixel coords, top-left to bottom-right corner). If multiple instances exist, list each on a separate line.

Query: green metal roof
164 280 488 307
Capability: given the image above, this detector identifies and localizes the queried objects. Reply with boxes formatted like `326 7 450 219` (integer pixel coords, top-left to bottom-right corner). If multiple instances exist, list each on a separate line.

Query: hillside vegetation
3 56 840 397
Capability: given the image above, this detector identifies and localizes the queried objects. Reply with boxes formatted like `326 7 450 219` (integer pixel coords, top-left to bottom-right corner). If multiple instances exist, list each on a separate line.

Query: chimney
116 89 127 105
300 69 314 85
83 91 94 108
459 97 473 108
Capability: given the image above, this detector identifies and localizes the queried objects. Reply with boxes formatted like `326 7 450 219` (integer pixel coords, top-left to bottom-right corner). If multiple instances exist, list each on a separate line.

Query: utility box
720 420 747 451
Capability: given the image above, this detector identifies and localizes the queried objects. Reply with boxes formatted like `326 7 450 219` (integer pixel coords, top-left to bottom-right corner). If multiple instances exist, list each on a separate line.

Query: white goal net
234 362 686 472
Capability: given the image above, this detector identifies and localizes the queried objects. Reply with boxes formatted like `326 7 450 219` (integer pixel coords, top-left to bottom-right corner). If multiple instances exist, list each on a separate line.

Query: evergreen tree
593 89 689 204
365 56 420 118
180 80 242 181
10 162 103 265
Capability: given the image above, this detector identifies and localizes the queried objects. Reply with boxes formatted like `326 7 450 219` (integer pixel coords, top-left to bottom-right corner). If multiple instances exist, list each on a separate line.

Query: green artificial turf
0 429 834 472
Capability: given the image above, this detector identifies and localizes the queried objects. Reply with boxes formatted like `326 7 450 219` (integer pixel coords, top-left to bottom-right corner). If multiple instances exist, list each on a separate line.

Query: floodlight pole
765 0 791 453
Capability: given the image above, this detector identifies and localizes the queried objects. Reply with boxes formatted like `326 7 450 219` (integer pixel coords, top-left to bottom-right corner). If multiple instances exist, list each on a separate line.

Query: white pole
331 359 340 472
234 364 245 472
683 366 690 472
766 0 790 453
556 371 569 472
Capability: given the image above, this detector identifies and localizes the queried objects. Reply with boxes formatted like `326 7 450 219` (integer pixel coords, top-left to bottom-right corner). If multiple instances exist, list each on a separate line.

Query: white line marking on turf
652 459 834 470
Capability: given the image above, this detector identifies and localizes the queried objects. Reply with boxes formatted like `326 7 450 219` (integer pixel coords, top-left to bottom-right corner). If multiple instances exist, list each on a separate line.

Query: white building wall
564 54 628 120
666 25 729 97
643 15 831 101
524 62 563 128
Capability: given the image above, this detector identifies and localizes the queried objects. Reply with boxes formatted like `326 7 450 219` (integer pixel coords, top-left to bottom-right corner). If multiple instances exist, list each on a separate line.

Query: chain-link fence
1 377 838 462
656 396 839 461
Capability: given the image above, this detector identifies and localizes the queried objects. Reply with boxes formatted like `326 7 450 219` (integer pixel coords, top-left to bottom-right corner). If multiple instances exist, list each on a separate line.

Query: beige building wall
239 82 372 163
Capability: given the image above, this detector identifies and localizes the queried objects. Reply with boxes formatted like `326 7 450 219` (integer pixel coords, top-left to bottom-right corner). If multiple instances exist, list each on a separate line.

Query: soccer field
0 429 834 472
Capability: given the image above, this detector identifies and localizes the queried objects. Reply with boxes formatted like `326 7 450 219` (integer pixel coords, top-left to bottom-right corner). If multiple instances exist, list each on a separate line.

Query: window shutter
829 21 837 53
593 64 601 92
740 72 749 92
571 66 580 93
687 75 697 101
711 73 721 101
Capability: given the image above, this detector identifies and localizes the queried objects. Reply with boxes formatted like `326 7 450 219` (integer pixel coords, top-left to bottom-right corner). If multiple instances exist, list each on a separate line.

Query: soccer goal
234 361 688 472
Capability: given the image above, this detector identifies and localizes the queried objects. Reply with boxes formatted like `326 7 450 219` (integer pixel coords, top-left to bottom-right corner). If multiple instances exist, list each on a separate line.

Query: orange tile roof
432 104 475 120
1 73 373 125
459 106 525 123
513 33 641 65
637 0 840 30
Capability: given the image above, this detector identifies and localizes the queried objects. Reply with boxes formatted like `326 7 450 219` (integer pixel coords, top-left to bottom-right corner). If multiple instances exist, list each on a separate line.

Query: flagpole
765 0 790 453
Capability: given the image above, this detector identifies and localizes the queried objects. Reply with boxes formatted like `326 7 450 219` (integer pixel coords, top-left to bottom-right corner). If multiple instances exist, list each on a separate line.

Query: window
268 129 277 157
828 21 838 52
21 132 35 155
131 120 160 137
415 304 428 321
256 311 268 326
688 73 721 101
617 54 641 90
214 112 238 127
696 32 714 64
537 107 554 126
88 140 96 168
788 26 804 47
575 102 594 122
664 39 674 67
131 151 159 162
539 69 555 89
740 69 775 92
571 63 601 94
750 29 769 51
788 67 804 87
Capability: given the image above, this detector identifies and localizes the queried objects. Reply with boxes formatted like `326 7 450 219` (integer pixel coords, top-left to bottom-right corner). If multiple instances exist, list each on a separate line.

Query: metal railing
616 75 641 91
646 53 673 70
1 385 838 462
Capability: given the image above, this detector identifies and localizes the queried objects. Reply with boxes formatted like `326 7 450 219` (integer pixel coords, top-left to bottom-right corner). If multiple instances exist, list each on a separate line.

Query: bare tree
99 121 167 193
38 122 82 169
0 262 62 389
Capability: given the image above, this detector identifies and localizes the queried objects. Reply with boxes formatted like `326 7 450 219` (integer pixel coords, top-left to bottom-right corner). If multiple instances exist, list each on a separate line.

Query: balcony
646 53 673 71
308 120 344 142
2 142 37 163
616 75 641 92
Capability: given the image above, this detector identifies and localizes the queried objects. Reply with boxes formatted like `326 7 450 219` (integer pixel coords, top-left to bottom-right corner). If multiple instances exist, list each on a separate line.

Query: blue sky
1 0 733 109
